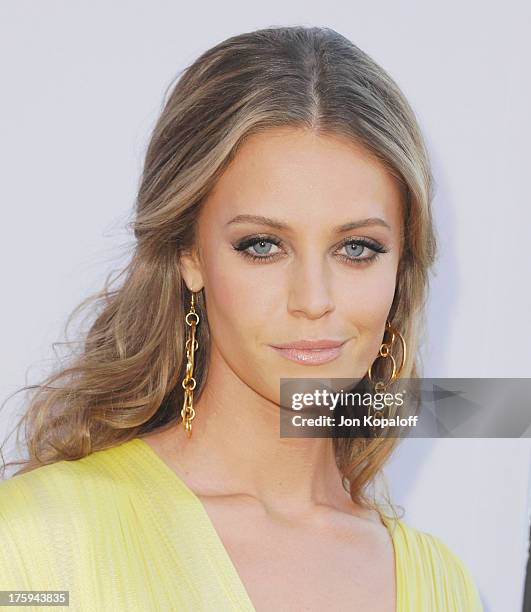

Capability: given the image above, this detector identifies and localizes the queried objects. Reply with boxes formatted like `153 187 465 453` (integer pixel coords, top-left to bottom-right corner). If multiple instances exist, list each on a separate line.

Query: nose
287 254 335 319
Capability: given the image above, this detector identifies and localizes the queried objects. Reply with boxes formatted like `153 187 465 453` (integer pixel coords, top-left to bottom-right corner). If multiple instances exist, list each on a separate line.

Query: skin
141 126 404 611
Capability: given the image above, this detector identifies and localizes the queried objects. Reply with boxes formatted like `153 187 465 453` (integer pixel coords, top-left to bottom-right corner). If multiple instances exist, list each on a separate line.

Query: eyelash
232 234 389 266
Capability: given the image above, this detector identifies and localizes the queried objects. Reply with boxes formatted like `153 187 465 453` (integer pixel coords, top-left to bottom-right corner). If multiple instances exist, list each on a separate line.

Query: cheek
201 257 280 394
350 275 396 327
202 253 277 347
339 260 397 324
337 267 398 373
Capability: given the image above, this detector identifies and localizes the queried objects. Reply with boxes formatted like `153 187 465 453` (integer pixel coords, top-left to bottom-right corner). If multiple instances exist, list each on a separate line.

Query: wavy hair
1 26 436 517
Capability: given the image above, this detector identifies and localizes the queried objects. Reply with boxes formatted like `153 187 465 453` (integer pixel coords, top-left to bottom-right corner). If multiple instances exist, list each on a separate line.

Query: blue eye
250 239 277 256
336 239 388 265
233 235 283 262
343 242 365 258
232 235 389 265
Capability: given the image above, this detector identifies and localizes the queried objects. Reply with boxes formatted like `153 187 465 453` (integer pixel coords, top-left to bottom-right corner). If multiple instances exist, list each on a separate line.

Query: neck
152 342 365 519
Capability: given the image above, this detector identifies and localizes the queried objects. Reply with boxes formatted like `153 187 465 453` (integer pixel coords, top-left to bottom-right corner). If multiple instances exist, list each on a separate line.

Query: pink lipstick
269 339 347 365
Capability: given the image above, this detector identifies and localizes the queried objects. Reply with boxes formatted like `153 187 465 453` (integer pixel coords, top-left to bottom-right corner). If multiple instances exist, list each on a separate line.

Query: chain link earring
180 291 200 437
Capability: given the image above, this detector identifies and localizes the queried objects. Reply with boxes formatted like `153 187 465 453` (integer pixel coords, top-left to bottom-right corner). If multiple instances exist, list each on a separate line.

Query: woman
0 26 483 611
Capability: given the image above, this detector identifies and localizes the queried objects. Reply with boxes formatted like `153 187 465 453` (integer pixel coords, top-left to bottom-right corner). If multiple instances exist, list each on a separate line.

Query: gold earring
367 321 407 393
366 321 406 424
181 291 199 437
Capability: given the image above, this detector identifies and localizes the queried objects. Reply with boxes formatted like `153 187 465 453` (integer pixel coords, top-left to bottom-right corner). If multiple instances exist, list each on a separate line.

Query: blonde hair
1 26 436 517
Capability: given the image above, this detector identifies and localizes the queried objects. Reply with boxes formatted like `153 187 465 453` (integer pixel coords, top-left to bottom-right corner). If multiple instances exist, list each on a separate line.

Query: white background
1 2 530 610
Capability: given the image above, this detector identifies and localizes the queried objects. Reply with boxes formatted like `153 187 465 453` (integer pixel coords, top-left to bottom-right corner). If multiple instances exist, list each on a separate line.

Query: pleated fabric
0 437 483 611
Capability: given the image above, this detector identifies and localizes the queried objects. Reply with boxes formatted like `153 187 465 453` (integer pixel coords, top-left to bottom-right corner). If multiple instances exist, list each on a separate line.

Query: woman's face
180 127 403 402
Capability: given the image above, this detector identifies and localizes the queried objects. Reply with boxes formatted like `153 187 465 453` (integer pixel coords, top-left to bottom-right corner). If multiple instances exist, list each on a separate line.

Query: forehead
202 127 403 231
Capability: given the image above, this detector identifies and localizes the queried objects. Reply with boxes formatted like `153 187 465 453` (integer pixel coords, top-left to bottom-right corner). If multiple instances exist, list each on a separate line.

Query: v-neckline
129 436 401 612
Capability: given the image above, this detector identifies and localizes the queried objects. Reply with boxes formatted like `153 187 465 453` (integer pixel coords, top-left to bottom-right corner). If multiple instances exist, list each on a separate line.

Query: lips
270 339 346 350
269 338 348 365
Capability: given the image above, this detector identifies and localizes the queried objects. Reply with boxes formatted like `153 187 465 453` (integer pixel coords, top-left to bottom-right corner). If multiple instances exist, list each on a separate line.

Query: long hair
1 26 436 516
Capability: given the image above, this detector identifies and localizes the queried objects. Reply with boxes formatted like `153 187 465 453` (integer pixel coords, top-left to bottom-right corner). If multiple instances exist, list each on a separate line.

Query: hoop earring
181 291 199 437
367 321 407 392
366 321 406 424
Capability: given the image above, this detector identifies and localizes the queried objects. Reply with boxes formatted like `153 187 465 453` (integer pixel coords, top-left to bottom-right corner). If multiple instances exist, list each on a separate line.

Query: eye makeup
231 233 389 266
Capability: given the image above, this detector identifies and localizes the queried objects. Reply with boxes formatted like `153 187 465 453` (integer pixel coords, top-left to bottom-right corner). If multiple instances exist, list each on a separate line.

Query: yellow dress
0 437 483 611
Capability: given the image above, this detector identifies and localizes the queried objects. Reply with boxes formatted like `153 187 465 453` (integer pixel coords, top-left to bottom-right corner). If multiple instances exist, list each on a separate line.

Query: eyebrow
225 214 391 232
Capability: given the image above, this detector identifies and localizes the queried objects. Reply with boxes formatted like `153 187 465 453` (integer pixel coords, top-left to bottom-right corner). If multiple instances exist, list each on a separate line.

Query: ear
179 248 205 293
